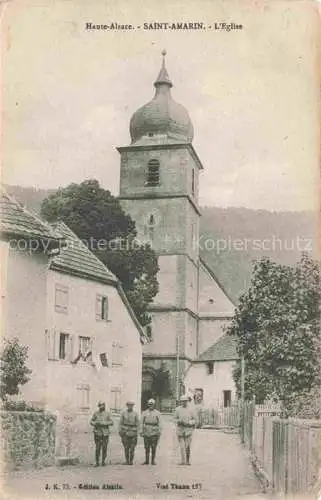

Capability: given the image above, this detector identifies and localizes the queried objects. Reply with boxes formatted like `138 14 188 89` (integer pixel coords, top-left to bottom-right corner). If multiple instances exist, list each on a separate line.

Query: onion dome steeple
129 50 194 145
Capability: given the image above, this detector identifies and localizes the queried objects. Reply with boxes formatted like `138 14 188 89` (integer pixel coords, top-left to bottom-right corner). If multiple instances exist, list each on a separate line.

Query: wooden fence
273 419 321 493
243 402 321 495
198 403 240 429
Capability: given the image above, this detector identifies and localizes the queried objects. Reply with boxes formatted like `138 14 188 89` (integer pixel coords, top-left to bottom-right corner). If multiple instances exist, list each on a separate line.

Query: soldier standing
141 398 161 465
90 401 114 466
174 394 197 465
118 401 139 465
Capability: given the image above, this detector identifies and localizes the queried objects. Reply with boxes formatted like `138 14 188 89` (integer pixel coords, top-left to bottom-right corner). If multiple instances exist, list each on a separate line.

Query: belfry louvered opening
146 159 160 186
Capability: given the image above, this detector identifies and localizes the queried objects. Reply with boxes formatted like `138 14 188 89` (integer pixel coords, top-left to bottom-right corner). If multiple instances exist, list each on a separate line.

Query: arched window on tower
146 159 160 186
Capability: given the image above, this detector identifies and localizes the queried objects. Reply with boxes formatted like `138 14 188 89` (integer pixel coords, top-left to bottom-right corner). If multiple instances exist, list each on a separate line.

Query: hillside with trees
4 185 318 303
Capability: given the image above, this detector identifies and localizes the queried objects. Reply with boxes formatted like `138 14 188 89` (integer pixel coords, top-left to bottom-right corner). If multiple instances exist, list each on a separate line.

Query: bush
1 400 43 412
0 338 32 401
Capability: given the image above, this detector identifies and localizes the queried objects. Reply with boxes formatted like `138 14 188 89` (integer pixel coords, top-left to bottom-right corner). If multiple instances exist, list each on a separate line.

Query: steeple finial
154 49 172 88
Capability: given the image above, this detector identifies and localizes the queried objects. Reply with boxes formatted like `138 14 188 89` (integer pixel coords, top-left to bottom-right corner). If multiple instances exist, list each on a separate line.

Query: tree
40 179 159 326
151 362 172 409
0 338 32 401
228 254 321 413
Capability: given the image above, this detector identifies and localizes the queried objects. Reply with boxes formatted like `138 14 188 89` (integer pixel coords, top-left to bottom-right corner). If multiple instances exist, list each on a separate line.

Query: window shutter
68 335 73 361
102 296 108 320
96 295 109 321
96 295 102 320
53 329 59 360
47 329 58 360
70 335 78 361
45 329 51 359
112 343 124 366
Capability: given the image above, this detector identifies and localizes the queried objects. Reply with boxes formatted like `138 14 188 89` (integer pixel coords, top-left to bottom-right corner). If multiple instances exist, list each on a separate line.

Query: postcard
1 1 320 499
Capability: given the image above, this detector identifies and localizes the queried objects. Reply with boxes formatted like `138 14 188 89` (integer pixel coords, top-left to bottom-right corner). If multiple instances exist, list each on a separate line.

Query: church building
117 52 236 411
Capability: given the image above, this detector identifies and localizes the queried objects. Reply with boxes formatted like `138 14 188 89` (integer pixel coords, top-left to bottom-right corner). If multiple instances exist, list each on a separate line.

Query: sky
1 0 321 211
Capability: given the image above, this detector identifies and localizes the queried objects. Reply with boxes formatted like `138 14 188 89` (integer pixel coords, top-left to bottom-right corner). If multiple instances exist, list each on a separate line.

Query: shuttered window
55 284 69 313
47 329 58 360
96 295 109 321
77 384 90 410
110 387 122 412
59 333 70 360
47 330 73 361
79 336 92 356
112 342 124 366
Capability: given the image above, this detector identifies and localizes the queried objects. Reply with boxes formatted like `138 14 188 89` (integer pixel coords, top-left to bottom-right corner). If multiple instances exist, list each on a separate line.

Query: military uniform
90 406 113 466
119 405 139 465
174 401 197 465
141 407 161 464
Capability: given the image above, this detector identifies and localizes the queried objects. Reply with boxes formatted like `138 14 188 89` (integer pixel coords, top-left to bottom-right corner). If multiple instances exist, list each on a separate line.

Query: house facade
0 188 62 408
184 334 239 408
1 190 145 420
45 222 144 416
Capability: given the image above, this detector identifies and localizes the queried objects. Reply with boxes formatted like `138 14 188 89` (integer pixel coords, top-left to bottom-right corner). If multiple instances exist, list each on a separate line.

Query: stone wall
1 410 56 470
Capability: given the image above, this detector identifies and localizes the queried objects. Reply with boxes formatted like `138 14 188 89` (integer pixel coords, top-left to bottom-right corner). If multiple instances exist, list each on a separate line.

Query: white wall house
45 221 145 417
0 189 145 419
184 334 239 408
0 189 62 408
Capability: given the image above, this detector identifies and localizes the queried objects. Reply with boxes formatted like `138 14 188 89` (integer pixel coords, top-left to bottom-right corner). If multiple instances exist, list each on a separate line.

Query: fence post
284 420 289 494
249 399 255 451
240 400 245 444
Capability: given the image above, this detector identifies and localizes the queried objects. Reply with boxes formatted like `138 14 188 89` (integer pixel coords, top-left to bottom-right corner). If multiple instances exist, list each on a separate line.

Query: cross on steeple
154 49 172 87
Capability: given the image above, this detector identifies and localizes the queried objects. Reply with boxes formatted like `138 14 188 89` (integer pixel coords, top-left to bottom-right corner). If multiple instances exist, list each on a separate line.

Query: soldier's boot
143 447 150 465
95 447 100 467
129 447 135 465
125 448 130 465
151 445 157 465
186 447 191 465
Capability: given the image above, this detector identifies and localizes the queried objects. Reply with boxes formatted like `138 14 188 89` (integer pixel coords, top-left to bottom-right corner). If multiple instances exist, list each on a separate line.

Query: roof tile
0 188 61 242
195 334 239 362
49 221 118 285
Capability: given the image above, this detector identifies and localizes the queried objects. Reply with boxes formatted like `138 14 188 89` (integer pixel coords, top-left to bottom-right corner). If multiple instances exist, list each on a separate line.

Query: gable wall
45 270 142 415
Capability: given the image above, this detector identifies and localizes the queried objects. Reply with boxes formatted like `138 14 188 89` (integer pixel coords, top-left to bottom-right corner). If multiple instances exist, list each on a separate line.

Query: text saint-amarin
143 22 204 30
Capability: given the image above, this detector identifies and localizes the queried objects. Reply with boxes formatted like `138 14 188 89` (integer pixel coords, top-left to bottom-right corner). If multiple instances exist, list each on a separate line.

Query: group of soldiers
90 394 197 467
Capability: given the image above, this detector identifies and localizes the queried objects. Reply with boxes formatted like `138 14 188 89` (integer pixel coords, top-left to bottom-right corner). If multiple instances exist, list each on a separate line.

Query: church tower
117 52 204 410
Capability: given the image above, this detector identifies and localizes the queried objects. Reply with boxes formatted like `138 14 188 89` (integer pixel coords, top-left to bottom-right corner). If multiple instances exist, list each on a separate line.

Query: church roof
199 257 236 307
49 221 118 285
129 51 194 145
0 187 62 245
195 335 239 362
